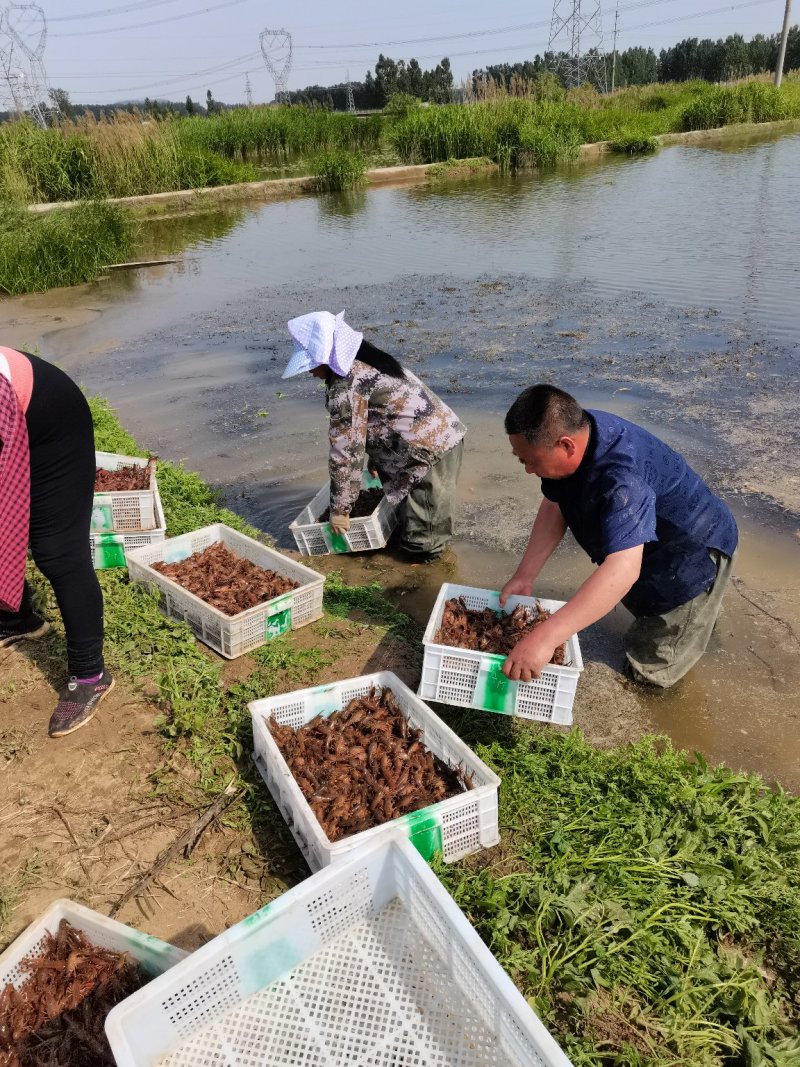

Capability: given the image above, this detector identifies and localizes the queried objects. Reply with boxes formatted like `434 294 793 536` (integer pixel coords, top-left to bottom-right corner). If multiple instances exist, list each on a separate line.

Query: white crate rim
422 582 584 674
94 450 158 501
249 670 500 852
125 523 324 625
105 835 574 1067
0 898 187 985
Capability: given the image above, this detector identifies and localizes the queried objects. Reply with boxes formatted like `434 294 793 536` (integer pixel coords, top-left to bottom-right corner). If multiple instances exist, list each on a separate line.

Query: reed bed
178 106 383 162
0 79 797 206
0 201 134 294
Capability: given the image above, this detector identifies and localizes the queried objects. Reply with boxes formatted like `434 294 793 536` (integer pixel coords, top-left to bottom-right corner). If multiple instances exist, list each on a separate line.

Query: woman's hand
329 514 351 536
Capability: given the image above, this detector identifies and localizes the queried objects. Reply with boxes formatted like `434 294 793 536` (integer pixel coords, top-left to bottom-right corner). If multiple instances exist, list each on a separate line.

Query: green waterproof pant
399 440 464 558
624 549 736 688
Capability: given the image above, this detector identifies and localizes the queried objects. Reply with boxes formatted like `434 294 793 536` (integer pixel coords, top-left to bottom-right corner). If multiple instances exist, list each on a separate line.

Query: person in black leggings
0 352 113 737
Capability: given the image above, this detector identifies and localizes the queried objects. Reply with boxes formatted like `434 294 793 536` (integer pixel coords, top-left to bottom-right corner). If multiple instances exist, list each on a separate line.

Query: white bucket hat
282 310 364 380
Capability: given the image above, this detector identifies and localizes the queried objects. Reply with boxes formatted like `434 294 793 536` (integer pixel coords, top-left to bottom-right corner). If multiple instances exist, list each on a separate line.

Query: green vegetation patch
609 135 659 155
0 201 134 294
310 149 367 191
436 728 800 1064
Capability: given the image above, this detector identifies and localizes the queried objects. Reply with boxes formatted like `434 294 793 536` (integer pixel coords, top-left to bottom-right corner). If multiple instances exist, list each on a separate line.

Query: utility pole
245 72 253 106
774 0 793 88
611 2 620 93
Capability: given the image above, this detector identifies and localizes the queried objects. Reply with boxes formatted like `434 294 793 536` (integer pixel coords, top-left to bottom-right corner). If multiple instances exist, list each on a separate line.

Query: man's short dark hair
505 384 588 445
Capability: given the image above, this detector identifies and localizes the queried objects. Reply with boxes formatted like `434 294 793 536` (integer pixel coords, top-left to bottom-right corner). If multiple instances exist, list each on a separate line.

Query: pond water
3 127 799 787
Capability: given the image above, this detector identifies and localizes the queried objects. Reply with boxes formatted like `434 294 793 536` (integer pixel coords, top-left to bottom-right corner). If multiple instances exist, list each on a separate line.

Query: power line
50 0 183 22
51 0 249 38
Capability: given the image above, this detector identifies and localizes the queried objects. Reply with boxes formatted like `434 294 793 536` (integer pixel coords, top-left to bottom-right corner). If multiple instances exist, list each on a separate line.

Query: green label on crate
91 503 114 531
363 471 382 489
265 594 292 640
94 533 126 569
476 656 516 715
404 806 444 861
326 525 350 554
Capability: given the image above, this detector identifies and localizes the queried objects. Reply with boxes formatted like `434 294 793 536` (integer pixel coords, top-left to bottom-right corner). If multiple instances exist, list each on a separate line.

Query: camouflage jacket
326 361 465 515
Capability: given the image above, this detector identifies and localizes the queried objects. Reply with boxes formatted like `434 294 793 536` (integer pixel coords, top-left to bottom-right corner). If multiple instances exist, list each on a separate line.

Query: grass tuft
310 149 367 191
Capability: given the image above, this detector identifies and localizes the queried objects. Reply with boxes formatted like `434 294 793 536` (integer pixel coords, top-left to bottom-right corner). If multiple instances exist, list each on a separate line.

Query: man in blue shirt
500 384 738 687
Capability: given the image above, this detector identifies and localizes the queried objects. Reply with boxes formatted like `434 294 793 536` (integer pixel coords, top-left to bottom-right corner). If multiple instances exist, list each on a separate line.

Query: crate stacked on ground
420 583 584 725
125 523 325 658
105 835 574 1067
249 670 500 872
290 470 398 555
0 898 188 1063
92 451 166 569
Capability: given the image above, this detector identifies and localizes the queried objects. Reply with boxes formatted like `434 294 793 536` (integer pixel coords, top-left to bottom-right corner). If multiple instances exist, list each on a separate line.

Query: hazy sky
27 0 791 106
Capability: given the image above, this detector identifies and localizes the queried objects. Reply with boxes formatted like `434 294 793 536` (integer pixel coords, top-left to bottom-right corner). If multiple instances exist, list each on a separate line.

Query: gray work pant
399 440 464 557
624 549 736 688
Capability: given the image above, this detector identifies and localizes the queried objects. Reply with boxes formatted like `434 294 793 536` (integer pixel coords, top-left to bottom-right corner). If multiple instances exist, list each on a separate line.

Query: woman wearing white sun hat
283 311 465 561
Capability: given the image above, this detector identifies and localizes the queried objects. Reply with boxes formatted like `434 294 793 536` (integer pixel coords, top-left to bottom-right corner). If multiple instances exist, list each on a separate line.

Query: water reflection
136 207 247 259
317 189 368 220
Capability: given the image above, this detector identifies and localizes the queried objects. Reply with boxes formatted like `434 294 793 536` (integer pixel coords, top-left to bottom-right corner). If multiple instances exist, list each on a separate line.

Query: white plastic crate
93 451 159 532
0 898 188 993
125 523 325 659
105 835 574 1067
249 671 500 873
290 470 398 555
420 584 584 725
91 489 167 569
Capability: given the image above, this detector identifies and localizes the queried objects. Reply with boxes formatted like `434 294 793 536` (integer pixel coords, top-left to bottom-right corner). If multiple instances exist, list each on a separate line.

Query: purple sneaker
48 671 115 738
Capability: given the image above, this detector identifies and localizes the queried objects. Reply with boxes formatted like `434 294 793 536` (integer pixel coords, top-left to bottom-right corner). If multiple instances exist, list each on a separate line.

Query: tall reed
0 201 134 294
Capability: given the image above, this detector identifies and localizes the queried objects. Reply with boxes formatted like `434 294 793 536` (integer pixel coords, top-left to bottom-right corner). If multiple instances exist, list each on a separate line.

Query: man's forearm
541 545 643 643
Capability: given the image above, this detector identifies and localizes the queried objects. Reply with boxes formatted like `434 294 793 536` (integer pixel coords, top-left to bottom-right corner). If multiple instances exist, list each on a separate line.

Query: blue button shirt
541 410 738 616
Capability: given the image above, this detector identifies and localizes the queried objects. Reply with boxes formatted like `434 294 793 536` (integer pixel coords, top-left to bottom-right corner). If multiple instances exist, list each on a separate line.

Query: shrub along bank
1 78 798 206
19 396 800 1065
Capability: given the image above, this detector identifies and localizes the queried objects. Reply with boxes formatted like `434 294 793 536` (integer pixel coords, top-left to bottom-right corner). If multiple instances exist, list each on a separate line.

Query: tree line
474 27 799 92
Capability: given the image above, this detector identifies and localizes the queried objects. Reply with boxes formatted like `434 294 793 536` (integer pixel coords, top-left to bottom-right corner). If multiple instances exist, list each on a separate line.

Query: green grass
433 727 800 1064
610 135 659 155
0 201 135 294
310 148 367 191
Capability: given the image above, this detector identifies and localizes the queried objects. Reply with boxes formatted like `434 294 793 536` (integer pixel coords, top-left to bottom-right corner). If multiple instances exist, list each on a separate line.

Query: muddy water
2 130 799 787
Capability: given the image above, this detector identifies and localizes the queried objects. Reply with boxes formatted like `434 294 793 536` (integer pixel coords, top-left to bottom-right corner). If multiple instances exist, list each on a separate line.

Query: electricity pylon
548 0 607 91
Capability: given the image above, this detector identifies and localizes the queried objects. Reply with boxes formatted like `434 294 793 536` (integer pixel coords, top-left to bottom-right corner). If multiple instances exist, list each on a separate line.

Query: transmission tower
548 0 607 92
260 28 292 105
245 72 253 106
345 70 355 114
0 3 56 126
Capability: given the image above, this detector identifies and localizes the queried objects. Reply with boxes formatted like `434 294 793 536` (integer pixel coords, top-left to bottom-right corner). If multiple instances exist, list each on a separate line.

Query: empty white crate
0 898 188 993
94 451 159 532
125 523 325 659
420 584 584 725
290 470 398 555
91 490 167 569
105 835 574 1067
250 671 500 873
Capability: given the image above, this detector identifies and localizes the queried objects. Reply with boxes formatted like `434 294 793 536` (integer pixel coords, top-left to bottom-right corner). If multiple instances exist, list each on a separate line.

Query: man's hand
499 573 534 607
502 627 560 682
329 514 351 536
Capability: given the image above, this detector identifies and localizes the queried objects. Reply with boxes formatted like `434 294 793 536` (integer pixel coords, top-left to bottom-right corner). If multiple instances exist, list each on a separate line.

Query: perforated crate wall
125 524 324 659
105 837 574 1067
90 491 166 569
420 583 584 725
93 451 159 532
0 898 187 991
249 670 500 873
290 471 398 555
